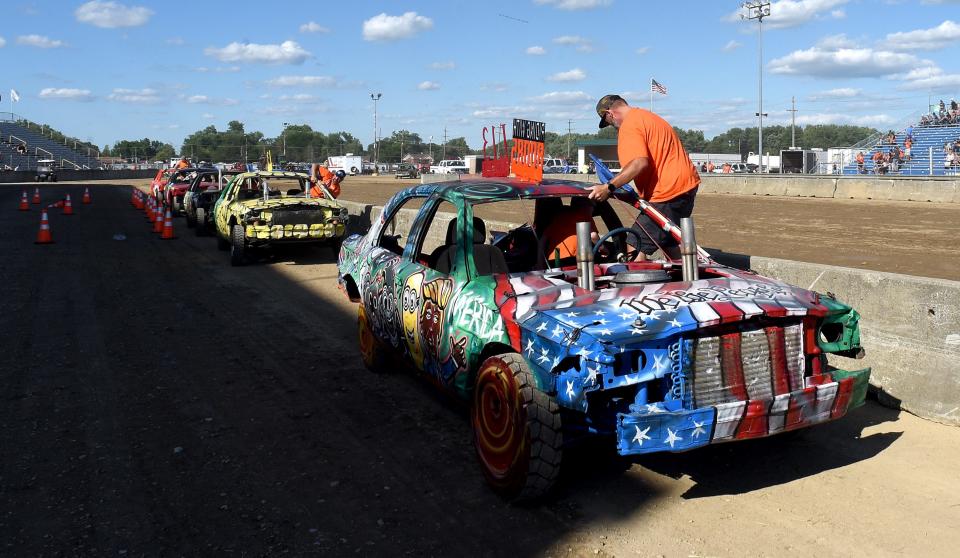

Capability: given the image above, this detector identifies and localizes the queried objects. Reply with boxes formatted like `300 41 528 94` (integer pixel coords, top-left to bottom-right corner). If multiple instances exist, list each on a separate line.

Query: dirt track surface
3 182 960 556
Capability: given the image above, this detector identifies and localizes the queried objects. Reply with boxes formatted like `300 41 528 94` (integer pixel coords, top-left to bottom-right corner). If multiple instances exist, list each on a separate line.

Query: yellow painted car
212 170 348 265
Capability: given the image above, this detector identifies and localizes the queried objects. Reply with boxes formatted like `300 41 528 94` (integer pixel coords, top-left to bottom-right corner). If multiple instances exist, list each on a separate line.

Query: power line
498 13 529 24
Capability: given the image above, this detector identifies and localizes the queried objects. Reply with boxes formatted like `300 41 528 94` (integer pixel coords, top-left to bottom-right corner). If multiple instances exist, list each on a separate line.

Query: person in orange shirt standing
308 164 345 199
175 157 190 169
587 94 700 259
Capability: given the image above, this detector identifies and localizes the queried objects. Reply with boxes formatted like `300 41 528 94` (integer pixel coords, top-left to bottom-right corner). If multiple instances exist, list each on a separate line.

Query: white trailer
325 154 363 175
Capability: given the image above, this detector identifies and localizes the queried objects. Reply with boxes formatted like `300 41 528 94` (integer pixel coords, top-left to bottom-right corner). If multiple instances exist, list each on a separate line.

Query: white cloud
526 45 546 55
480 83 508 92
728 0 849 30
0 37 7 48
205 40 311 64
897 67 960 92
471 105 533 118
201 113 215 119
529 91 591 104
534 0 611 10
635 47 650 55
547 68 586 82
186 95 239 106
418 81 440 90
885 20 960 50
278 94 325 104
810 87 861 99
552 35 594 52
769 45 924 77
39 88 93 101
107 87 161 103
17 34 65 48
299 21 329 33
430 61 455 70
75 1 153 28
362 12 433 41
193 66 241 73
266 75 338 87
817 34 857 49
165 37 184 46
722 40 741 52
793 112 895 126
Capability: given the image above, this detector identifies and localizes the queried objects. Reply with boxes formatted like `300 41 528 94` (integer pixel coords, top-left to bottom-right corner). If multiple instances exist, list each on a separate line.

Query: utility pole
282 122 288 157
370 92 382 175
742 1 770 173
567 119 573 160
442 127 448 160
787 96 798 148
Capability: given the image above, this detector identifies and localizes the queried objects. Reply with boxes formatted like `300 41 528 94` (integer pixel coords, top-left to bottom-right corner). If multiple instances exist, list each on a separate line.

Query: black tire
357 303 390 373
195 208 207 237
230 224 246 266
472 353 562 502
185 210 196 229
350 166 359 175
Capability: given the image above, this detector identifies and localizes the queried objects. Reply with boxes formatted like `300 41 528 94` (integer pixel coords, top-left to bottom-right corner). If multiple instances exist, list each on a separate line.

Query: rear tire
195 208 207 237
230 224 246 266
472 353 562 502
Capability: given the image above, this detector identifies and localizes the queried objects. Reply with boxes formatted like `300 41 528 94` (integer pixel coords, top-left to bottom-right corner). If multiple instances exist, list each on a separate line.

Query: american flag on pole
651 79 667 95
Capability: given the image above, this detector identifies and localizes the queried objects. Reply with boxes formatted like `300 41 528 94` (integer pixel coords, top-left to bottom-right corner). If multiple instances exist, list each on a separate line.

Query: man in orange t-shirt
308 164 345 199
587 94 700 258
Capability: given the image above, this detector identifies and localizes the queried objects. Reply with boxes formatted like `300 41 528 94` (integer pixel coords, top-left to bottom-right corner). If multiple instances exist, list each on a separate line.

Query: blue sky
2 0 960 151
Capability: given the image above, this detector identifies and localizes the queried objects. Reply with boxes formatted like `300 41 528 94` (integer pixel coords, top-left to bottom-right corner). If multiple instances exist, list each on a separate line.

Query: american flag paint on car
337 177 869 501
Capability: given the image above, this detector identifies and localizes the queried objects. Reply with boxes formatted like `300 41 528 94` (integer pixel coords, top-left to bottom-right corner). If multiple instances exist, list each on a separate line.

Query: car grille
271 208 332 226
690 323 805 407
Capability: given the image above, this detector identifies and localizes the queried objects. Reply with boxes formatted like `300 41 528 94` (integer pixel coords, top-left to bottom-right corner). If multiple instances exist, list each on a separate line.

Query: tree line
101 122 880 164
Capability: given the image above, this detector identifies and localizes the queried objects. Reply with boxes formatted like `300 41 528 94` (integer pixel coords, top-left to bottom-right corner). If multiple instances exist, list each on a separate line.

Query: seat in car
429 217 508 275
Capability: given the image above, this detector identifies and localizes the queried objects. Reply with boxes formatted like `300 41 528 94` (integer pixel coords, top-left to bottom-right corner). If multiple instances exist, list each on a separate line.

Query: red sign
481 123 510 178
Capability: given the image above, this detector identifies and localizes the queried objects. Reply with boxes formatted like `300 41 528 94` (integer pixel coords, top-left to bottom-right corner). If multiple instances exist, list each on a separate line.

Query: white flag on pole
11 89 21 102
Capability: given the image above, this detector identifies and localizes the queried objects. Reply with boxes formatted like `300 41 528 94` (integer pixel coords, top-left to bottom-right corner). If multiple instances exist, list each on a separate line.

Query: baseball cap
596 94 626 129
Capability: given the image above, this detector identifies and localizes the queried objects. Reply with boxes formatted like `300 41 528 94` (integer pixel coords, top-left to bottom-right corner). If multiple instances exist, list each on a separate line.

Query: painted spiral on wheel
472 357 528 484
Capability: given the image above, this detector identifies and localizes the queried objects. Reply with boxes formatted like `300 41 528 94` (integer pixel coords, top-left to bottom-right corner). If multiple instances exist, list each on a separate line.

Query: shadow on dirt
0 184 903 556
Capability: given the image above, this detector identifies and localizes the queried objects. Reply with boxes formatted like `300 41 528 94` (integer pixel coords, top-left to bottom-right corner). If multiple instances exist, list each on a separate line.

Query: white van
325 154 363 175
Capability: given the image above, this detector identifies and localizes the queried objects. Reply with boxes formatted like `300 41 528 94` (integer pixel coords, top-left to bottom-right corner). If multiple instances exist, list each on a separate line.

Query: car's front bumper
244 221 346 243
615 367 870 455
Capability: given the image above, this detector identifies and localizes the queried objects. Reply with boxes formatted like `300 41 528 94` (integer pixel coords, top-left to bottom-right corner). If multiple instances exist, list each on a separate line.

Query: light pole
429 135 433 161
282 122 289 159
370 92 382 175
742 1 770 173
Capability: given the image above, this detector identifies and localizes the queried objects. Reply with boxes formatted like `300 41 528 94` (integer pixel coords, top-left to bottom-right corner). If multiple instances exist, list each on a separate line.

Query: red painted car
163 169 201 214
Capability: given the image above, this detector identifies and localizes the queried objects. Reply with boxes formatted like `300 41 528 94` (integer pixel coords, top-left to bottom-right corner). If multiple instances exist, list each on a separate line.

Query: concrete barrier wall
340 197 960 426
0 169 156 183
422 172 960 203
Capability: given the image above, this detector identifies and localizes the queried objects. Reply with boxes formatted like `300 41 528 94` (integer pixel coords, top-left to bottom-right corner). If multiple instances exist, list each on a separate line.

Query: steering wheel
592 227 645 262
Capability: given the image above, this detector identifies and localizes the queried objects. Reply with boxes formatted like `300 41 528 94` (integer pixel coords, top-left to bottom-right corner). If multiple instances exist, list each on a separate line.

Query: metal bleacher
0 118 103 171
843 123 960 176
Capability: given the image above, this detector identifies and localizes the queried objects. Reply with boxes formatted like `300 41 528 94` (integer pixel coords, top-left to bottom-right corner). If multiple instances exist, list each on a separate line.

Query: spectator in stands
699 162 707 173
890 145 901 173
906 125 914 140
706 160 715 173
952 99 958 112
872 150 884 174
856 151 865 174
721 162 732 173
904 137 912 162
945 150 956 170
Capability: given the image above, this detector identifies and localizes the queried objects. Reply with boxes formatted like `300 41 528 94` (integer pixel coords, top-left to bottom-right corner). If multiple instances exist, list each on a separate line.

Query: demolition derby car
337 178 870 501
212 170 348 266
183 168 240 234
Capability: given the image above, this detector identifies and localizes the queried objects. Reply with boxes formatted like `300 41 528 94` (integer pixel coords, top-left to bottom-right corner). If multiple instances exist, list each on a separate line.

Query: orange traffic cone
35 210 54 244
153 204 164 233
147 198 155 222
82 187 92 205
62 194 74 216
130 189 137 206
19 191 30 211
32 188 41 205
160 209 177 240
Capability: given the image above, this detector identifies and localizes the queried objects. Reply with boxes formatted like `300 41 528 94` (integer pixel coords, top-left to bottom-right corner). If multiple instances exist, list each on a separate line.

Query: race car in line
183 168 240 235
336 178 869 501
212 170 348 266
